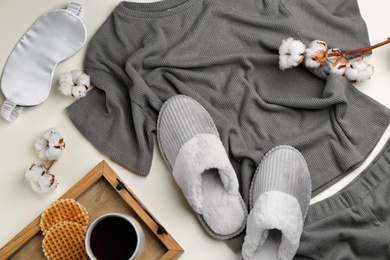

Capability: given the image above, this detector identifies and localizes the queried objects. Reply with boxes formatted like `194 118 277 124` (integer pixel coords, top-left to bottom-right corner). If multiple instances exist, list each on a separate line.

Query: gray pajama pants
295 140 390 260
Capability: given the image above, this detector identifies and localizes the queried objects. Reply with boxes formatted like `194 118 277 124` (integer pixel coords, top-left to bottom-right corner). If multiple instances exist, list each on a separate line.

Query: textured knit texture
295 140 390 260
66 0 390 251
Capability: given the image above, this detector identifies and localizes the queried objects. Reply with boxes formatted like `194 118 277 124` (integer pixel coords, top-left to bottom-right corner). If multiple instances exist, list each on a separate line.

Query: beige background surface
1 0 390 259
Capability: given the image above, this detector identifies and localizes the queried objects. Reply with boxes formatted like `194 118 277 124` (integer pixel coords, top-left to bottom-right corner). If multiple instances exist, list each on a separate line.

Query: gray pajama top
67 0 390 250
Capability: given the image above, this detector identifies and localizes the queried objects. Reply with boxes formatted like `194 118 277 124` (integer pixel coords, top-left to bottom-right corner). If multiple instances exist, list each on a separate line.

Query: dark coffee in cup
90 216 137 259
85 213 145 260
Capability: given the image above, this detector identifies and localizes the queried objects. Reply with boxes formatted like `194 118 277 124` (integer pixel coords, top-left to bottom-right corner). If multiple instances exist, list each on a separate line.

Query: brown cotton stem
328 37 390 57
46 160 57 171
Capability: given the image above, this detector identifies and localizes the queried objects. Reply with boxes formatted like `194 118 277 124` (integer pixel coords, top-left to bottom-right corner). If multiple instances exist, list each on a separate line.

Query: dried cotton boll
59 71 73 85
29 173 58 195
345 60 375 82
37 173 58 195
58 82 73 96
58 71 75 97
34 128 65 161
278 37 306 70
323 49 349 76
34 137 48 159
58 70 91 99
304 40 328 68
71 69 83 82
25 163 58 195
76 73 90 86
71 85 88 99
278 37 294 55
276 37 389 81
324 60 347 76
25 163 46 183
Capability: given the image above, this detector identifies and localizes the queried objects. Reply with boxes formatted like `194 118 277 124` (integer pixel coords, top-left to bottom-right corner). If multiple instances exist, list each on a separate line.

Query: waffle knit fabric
66 0 390 251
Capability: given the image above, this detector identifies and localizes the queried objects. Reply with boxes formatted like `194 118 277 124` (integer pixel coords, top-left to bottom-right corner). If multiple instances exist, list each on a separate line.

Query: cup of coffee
85 213 145 260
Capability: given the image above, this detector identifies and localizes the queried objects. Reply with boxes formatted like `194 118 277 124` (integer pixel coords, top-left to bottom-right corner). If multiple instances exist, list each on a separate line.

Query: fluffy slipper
242 145 311 260
1 3 87 121
157 95 247 240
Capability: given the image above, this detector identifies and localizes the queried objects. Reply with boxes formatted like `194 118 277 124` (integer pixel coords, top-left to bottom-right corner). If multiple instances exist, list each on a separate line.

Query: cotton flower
323 48 349 76
71 69 83 81
71 84 89 99
345 60 375 82
58 82 72 96
76 72 90 86
25 163 58 195
34 128 65 161
324 60 348 76
25 162 46 182
304 40 328 68
277 37 389 83
58 70 90 99
36 173 58 194
279 37 306 70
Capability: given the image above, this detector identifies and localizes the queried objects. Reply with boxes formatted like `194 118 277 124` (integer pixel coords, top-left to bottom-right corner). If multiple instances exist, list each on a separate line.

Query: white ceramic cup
85 213 145 260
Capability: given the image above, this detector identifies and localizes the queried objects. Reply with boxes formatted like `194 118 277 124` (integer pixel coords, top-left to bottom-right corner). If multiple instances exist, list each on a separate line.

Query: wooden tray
0 161 184 259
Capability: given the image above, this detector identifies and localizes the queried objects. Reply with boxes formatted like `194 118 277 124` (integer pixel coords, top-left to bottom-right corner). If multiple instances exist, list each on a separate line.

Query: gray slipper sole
157 95 247 240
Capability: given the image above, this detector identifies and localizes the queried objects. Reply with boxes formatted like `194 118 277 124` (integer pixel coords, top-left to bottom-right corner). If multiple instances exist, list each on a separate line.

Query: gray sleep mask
0 3 87 121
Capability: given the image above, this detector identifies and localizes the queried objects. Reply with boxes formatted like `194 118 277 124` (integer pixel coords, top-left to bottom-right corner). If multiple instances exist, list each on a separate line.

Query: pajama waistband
305 139 390 225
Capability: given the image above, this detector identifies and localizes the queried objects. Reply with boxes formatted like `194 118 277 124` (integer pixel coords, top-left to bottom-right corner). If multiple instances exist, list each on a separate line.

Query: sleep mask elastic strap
1 100 23 122
67 2 83 16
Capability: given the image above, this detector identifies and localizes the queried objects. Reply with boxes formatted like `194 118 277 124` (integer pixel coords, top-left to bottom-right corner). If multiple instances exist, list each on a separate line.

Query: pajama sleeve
285 0 371 51
66 67 157 176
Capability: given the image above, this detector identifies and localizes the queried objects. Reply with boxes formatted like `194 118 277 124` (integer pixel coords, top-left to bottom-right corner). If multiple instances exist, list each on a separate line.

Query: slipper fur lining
242 191 303 260
173 133 239 213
